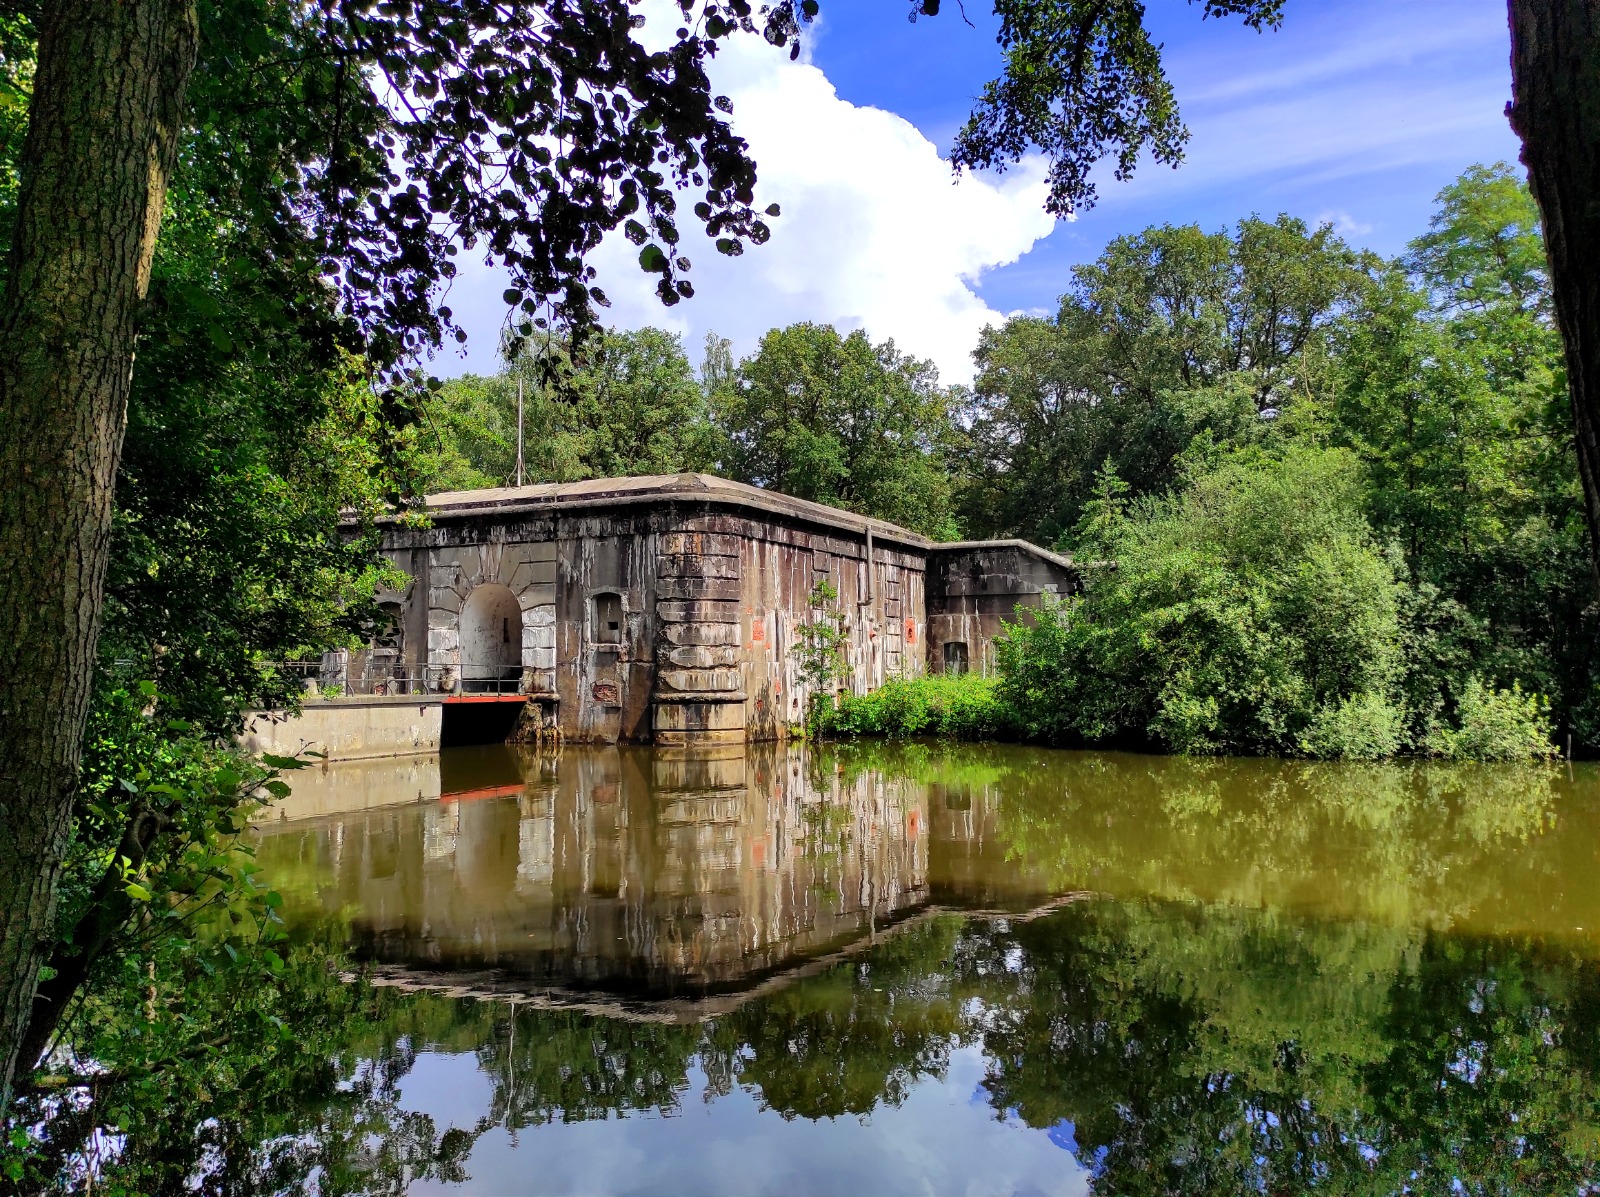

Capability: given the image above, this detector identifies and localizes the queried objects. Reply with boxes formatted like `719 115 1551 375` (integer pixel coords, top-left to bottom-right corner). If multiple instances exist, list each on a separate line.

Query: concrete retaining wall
242 698 442 763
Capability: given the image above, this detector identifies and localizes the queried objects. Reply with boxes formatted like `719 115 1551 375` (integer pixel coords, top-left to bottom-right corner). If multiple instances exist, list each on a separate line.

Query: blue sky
808 0 1521 311
441 0 1523 383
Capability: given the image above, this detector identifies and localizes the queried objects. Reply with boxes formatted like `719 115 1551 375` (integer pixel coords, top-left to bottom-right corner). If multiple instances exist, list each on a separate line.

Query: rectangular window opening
594 594 624 644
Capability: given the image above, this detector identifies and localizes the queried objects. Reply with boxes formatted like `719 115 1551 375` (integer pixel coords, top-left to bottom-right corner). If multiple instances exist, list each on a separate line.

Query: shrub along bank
820 447 1558 763
817 674 1019 742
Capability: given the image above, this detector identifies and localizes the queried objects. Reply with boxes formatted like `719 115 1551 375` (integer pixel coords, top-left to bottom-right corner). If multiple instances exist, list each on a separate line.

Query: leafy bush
1299 691 1407 761
1428 678 1557 762
819 674 1019 741
997 447 1410 758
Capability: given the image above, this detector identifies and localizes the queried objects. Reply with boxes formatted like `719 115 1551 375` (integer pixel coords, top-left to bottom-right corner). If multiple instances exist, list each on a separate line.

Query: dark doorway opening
943 641 970 675
441 700 524 747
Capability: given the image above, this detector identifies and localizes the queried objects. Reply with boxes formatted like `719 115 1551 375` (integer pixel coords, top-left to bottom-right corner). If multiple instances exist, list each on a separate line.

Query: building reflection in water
254 745 1045 1010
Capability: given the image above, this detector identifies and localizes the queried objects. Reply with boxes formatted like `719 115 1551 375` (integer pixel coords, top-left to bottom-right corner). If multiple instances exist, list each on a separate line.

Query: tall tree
1333 164 1595 741
962 216 1372 545
926 0 1600 583
415 327 716 490
0 0 798 1104
716 322 960 538
0 0 200 1106
1506 0 1600 583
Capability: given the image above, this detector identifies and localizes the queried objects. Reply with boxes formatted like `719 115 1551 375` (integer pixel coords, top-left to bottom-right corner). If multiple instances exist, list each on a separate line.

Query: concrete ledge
243 702 442 762
293 694 439 708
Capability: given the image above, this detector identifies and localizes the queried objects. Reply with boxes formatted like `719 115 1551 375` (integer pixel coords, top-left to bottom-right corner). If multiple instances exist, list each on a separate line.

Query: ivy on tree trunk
0 0 199 1105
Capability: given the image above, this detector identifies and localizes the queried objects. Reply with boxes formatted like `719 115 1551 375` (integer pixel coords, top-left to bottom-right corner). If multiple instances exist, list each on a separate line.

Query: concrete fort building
248 474 1078 757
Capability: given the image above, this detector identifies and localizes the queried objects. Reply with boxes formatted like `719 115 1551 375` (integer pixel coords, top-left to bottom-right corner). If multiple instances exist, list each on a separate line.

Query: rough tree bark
0 0 198 1105
1507 0 1600 587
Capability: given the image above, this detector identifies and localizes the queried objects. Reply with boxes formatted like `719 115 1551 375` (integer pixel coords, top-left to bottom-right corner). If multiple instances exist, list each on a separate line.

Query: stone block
658 554 741 580
666 645 740 669
512 540 558 562
657 600 741 624
656 575 743 601
662 622 742 647
429 587 462 614
428 606 457 628
676 514 747 534
434 546 483 587
516 581 557 607
659 668 742 693
508 560 557 592
654 727 746 747
659 531 742 557
523 604 557 627
654 700 747 732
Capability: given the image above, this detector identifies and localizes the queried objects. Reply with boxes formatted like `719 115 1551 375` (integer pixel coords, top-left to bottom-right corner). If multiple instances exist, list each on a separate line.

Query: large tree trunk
1507 0 1600 587
0 0 197 1105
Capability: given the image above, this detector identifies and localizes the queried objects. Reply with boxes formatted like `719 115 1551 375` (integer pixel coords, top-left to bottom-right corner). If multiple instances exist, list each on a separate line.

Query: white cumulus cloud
436 11 1056 385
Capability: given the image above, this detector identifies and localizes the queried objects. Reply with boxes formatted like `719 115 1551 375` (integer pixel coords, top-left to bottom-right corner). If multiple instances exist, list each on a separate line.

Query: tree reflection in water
15 744 1600 1195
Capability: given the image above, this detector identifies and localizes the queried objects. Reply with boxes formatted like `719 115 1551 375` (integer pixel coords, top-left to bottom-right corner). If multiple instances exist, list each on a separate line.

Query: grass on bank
815 669 1557 763
816 673 1019 742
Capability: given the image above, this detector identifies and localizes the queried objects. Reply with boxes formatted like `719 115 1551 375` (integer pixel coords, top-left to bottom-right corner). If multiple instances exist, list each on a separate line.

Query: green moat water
245 742 1600 1195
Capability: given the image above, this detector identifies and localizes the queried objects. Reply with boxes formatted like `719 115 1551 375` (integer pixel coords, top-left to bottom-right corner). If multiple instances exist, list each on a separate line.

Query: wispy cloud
1314 209 1375 237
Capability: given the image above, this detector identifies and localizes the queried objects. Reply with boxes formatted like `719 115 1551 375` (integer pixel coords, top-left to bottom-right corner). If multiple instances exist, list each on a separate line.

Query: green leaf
638 244 669 273
125 882 153 902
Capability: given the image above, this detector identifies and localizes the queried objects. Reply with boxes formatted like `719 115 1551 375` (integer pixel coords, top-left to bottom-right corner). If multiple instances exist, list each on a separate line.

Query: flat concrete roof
928 538 1078 572
372 474 1080 569
411 473 934 548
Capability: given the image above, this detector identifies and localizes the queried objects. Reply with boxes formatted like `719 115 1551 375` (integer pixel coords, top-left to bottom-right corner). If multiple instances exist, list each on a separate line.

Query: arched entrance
459 582 523 693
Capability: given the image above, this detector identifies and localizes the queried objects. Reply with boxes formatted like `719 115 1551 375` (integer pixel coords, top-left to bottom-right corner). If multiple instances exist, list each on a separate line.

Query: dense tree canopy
1 0 1596 1127
418 320 962 538
713 323 959 537
414 328 717 489
951 165 1595 754
959 215 1375 546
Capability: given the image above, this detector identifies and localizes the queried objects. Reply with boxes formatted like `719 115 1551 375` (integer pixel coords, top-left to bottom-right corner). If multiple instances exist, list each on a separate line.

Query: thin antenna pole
515 375 525 487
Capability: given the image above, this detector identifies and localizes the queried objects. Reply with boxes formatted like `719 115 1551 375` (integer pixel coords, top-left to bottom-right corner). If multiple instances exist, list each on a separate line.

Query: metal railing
437 665 527 696
264 657 537 699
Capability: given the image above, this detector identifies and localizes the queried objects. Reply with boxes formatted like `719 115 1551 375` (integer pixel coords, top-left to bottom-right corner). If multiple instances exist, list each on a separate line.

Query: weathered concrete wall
242 699 442 761
551 519 663 744
376 485 930 745
925 541 1079 675
338 476 1063 746
651 513 926 744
